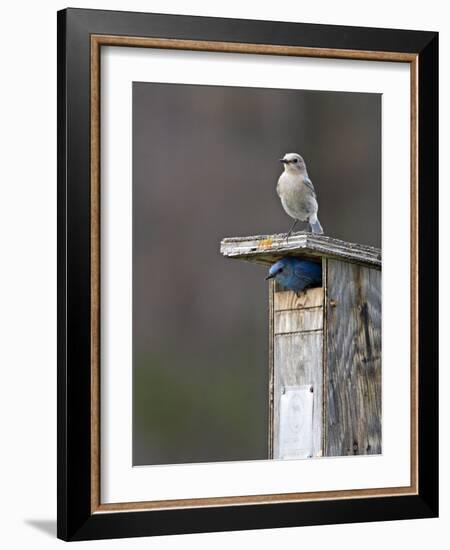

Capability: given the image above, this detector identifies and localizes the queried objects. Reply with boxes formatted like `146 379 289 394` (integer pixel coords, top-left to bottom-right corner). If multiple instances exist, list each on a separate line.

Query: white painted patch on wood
276 385 314 459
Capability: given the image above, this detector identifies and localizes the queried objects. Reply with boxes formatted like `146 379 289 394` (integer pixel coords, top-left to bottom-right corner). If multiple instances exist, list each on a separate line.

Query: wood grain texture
275 287 323 310
92 35 417 62
325 259 382 456
90 35 101 513
274 309 323 334
273 287 324 458
410 55 419 490
221 233 381 268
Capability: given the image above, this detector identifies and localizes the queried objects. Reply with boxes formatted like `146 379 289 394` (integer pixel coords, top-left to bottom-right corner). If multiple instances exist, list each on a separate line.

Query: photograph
132 81 381 466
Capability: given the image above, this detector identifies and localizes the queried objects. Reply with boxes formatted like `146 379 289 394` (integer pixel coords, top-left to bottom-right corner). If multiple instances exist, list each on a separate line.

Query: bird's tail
310 217 324 234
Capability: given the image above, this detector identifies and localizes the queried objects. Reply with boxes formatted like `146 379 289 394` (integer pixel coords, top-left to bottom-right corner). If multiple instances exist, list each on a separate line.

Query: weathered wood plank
273 287 324 458
274 309 323 334
274 332 323 458
221 232 381 269
324 259 381 456
274 287 323 311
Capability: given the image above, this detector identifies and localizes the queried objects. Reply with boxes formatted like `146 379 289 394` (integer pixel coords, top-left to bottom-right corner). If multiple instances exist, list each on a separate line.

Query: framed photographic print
57 8 438 541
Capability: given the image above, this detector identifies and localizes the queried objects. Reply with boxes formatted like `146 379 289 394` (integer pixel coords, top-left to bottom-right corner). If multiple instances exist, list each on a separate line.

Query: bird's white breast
277 171 317 221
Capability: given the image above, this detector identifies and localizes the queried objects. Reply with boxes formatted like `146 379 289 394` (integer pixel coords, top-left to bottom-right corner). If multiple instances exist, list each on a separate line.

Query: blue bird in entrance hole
265 257 322 293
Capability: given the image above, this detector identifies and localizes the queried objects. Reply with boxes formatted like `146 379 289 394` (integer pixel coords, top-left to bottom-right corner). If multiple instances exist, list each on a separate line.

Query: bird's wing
303 176 317 197
276 175 282 197
293 261 322 287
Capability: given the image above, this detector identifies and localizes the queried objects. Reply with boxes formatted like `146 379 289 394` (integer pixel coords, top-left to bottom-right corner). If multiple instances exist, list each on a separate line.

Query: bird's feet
285 220 299 241
296 289 310 298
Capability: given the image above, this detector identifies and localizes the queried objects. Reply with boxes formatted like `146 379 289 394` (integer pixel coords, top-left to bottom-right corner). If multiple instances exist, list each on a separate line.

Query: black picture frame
57 7 438 541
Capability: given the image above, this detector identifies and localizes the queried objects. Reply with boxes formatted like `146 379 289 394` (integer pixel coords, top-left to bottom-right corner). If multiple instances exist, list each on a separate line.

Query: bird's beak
279 158 288 164
265 273 275 280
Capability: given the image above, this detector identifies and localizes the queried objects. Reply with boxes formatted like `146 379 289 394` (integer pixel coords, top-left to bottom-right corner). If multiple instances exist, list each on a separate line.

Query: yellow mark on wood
259 239 273 249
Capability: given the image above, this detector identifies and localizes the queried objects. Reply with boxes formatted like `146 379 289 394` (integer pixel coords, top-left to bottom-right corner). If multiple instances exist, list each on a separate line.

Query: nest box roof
220 232 381 269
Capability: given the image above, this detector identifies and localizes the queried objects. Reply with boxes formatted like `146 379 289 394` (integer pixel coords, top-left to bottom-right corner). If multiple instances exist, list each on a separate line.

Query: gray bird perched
277 153 324 236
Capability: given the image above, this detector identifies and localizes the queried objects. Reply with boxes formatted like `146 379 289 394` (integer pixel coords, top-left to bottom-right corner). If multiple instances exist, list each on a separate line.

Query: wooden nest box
220 232 382 460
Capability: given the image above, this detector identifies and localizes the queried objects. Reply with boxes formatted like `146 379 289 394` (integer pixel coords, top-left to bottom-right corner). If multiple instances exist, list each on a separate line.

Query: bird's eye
278 268 284 274
293 159 298 163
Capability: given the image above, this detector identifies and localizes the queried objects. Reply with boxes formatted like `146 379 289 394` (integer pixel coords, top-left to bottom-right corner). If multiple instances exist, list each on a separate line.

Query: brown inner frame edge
89 35 419 514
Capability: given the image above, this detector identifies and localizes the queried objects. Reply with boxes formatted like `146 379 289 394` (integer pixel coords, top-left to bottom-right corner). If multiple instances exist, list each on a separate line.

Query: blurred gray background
132 82 381 466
